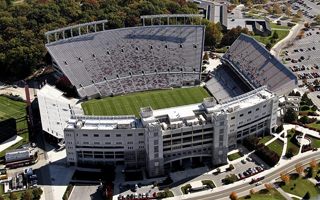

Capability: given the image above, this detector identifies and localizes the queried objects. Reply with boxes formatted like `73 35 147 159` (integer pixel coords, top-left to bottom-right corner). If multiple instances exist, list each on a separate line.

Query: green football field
0 95 29 157
82 87 211 117
0 96 26 120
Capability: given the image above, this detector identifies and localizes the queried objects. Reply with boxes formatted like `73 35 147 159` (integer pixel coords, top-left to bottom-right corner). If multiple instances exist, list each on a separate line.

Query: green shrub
202 180 215 189
181 184 191 194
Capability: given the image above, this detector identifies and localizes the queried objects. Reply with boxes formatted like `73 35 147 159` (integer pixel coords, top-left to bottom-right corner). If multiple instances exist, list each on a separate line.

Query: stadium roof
222 33 297 96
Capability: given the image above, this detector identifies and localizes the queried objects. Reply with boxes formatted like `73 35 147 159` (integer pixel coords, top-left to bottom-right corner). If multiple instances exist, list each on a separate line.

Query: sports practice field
0 95 29 157
82 87 211 117
0 96 26 121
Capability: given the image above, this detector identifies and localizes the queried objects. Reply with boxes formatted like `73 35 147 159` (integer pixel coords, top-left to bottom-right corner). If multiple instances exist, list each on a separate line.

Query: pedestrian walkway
276 187 294 200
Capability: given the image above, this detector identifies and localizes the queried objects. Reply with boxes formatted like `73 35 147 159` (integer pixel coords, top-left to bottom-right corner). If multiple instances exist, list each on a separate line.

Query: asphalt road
186 151 320 200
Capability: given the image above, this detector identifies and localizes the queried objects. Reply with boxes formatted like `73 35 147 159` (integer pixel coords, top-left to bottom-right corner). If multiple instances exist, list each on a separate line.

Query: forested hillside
0 0 199 81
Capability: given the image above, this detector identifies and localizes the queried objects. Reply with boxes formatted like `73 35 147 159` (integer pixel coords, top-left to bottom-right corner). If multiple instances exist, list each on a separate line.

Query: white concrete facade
37 84 83 140
64 86 278 177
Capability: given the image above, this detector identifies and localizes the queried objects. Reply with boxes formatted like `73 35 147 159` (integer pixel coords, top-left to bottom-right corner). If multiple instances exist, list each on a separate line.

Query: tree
285 5 291 16
296 10 303 18
244 0 253 8
250 189 256 195
304 22 310 29
265 42 272 50
298 116 309 124
272 31 279 40
285 147 294 158
229 191 238 200
21 190 33 200
203 52 209 61
230 0 240 4
303 191 311 200
32 188 43 200
284 107 298 123
220 26 252 46
204 21 222 47
280 173 290 184
264 183 274 191
295 163 304 176
9 192 18 200
276 124 284 133
315 15 320 25
273 3 282 15
310 159 317 176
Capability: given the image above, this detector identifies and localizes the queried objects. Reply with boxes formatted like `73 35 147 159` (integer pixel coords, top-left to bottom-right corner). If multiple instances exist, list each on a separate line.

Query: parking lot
208 154 268 187
281 27 320 85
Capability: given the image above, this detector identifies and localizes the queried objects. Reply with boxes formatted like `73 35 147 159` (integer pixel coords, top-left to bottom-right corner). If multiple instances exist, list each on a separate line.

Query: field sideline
0 96 29 157
82 87 211 117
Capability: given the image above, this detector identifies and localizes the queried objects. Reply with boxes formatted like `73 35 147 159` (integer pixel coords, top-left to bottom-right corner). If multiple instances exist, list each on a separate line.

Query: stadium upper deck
222 34 298 96
46 20 205 99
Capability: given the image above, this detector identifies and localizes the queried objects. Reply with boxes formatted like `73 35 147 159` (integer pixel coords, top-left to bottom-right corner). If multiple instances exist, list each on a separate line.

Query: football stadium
38 14 298 177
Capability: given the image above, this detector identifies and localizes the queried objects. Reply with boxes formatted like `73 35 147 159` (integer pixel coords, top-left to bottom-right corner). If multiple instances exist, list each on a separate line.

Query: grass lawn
281 174 320 198
0 96 26 120
267 139 284 157
253 30 289 46
307 122 320 131
239 189 286 200
307 135 320 148
270 23 291 30
286 130 300 157
0 96 29 157
227 152 243 161
2 188 42 200
259 135 274 144
82 87 210 117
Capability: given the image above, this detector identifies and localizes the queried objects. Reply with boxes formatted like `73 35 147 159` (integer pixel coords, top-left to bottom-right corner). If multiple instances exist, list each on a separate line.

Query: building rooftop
65 115 139 130
37 84 80 106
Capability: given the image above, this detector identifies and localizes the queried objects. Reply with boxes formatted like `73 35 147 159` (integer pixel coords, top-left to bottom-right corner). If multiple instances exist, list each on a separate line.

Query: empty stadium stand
46 25 204 98
205 65 251 102
222 34 298 96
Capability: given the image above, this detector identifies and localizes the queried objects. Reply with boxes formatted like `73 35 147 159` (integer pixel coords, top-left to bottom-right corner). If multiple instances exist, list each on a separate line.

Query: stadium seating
223 34 297 96
46 25 204 98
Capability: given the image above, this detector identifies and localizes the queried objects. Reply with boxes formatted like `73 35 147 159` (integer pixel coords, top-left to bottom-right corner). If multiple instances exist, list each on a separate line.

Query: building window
154 153 159 158
83 134 88 137
105 134 110 137
240 114 243 117
263 104 266 108
94 134 99 137
256 108 259 111
154 146 159 153
154 132 158 137
219 135 224 142
138 133 144 136
154 140 158 145
219 129 224 134
94 142 100 145
116 134 121 137
220 121 224 126
127 134 132 137
248 111 252 114
231 116 235 120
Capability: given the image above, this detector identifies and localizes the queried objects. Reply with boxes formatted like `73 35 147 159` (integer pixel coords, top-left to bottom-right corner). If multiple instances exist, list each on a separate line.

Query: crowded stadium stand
45 18 204 99
222 34 298 96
